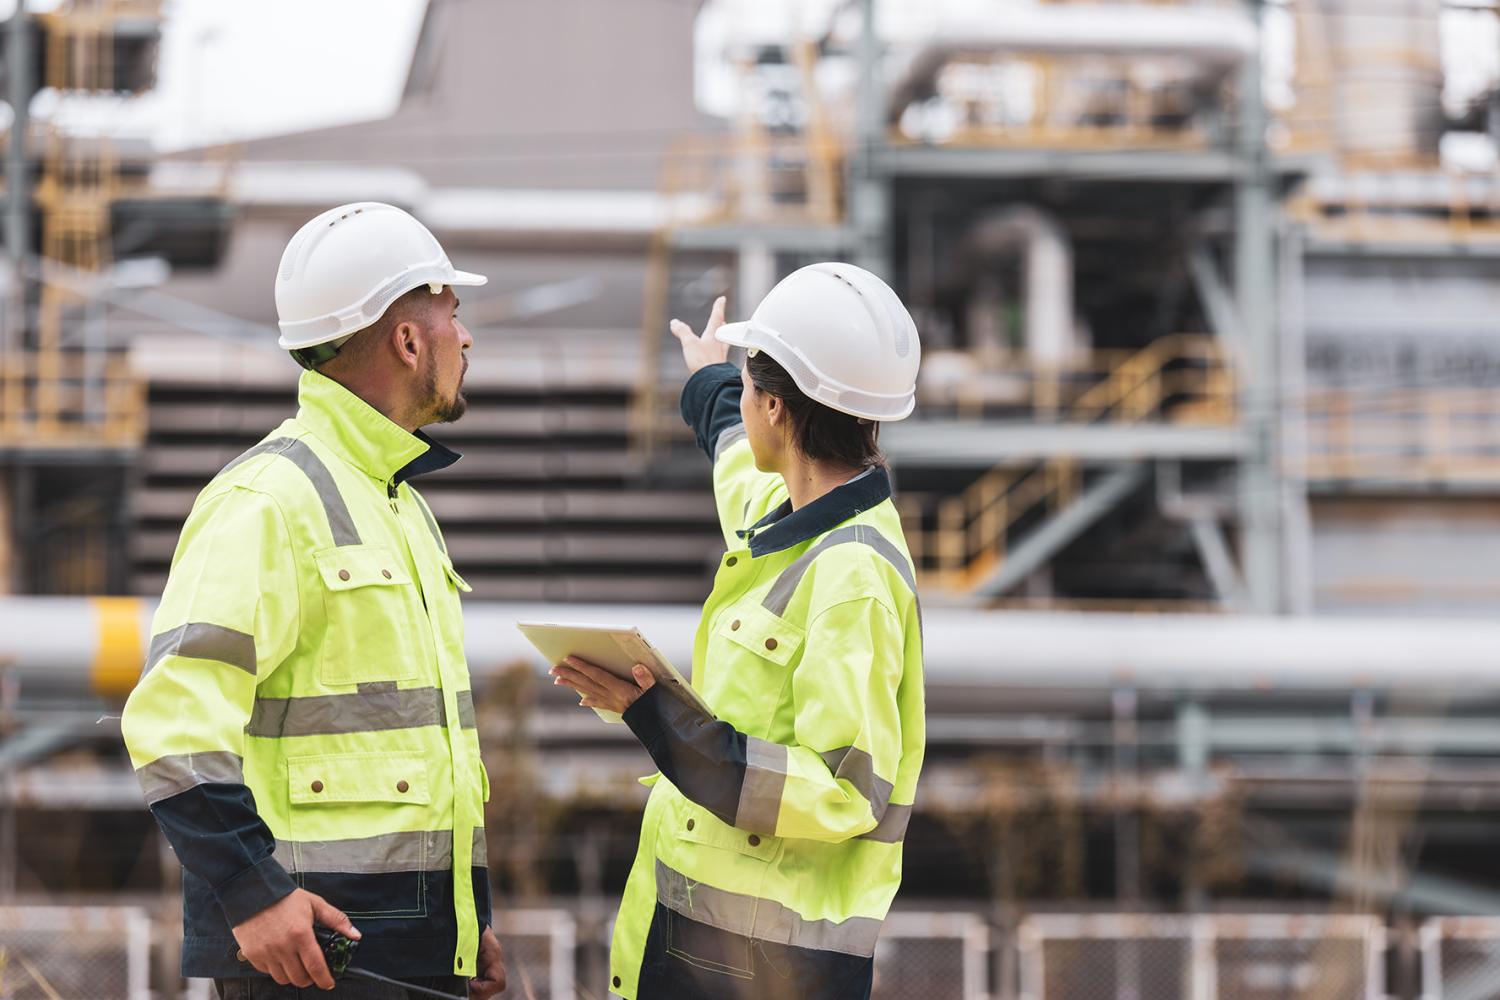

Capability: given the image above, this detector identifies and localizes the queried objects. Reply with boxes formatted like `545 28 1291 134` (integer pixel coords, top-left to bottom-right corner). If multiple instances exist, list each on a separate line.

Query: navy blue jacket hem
183 931 483 981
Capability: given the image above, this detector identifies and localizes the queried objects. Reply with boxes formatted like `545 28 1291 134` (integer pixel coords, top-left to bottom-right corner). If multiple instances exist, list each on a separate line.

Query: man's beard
423 354 468 424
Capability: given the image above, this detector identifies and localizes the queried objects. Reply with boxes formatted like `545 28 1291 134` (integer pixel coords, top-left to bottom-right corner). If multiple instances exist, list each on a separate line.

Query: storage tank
1308 0 1445 166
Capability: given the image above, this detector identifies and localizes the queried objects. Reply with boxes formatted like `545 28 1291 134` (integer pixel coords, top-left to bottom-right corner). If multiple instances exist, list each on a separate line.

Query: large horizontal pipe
887 5 1258 119
2 598 1498 702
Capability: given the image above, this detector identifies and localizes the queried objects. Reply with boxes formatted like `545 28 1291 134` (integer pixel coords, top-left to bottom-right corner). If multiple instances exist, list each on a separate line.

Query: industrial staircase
901 334 1234 601
129 343 726 604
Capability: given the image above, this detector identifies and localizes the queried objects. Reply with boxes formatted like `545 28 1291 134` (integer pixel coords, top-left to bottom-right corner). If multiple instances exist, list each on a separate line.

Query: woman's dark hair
746 351 884 469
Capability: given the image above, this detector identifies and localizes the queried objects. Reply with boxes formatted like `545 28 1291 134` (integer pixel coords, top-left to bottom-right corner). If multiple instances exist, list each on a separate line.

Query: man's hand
468 926 507 999
231 888 359 990
669 296 730 375
550 658 657 716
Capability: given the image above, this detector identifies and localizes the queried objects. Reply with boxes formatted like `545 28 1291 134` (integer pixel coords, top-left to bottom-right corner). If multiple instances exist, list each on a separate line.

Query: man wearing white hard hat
554 264 927 1000
122 203 507 998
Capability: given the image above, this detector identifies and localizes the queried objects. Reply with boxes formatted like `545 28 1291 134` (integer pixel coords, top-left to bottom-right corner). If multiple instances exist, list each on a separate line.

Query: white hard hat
275 202 487 351
716 262 921 422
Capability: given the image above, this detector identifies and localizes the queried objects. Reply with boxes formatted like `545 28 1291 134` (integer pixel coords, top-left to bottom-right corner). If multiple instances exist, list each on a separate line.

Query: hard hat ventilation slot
775 349 822 398
889 298 911 358
364 271 422 322
279 230 311 281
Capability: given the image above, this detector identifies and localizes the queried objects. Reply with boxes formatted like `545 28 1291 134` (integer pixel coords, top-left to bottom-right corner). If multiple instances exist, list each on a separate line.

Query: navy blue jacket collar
394 430 461 487
736 466 893 557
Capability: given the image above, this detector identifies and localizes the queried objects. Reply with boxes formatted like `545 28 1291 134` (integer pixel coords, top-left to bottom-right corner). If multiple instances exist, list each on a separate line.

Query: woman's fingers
551 664 605 697
563 656 622 687
669 318 693 343
705 296 726 337
558 659 642 699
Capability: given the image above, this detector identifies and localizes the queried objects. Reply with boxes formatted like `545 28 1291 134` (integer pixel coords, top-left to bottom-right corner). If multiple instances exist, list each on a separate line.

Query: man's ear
392 319 421 372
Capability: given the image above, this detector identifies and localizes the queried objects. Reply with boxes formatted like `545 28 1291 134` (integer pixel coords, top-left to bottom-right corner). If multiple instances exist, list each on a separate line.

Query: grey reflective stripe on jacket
817 744 893 817
144 622 257 678
246 685 479 738
655 859 884 957
136 751 245 805
762 523 918 618
736 737 899 841
714 423 748 463
275 827 488 874
220 436 361 546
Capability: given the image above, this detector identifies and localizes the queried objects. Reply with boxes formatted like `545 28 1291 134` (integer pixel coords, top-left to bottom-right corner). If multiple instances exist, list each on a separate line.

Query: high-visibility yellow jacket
120 369 489 980
609 363 926 1000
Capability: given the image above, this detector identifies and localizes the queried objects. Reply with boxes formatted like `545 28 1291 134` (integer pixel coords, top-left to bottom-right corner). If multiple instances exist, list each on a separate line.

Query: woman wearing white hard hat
553 264 926 1000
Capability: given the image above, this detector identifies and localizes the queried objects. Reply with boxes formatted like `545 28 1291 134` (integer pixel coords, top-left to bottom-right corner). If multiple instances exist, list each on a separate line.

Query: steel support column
1234 0 1284 614
5 6 30 354
1278 223 1315 614
850 0 889 276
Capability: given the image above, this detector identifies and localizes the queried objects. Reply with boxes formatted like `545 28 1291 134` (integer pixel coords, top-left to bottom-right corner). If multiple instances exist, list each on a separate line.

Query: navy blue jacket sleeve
150 784 298 926
624 685 748 826
680 362 743 462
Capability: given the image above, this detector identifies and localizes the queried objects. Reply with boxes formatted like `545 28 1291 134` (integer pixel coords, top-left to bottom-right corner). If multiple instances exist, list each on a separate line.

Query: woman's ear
763 392 784 430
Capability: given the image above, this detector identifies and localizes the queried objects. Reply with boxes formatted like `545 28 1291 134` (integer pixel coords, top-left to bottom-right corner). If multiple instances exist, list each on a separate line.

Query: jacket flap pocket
676 804 780 862
314 545 413 591
288 751 430 806
719 604 805 668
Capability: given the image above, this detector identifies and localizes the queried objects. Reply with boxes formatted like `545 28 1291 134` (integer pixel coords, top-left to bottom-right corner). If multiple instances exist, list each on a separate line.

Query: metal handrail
1302 385 1500 484
905 334 1235 593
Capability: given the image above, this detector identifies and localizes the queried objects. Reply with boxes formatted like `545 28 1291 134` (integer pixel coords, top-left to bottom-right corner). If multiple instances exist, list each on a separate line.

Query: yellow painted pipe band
91 596 144 700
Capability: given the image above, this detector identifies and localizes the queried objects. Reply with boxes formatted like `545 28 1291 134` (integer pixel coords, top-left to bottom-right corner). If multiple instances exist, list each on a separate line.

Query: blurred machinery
642 0 1500 617
0 0 231 597
2 0 1500 998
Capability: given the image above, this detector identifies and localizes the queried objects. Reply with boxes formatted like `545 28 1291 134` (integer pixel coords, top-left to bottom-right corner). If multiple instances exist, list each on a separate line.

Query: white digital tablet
516 620 713 724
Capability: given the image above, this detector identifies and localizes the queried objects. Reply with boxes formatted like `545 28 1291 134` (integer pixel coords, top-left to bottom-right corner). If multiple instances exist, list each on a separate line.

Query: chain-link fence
493 908 576 1000
0 906 150 1000
1019 913 1384 1000
873 911 989 1000
1420 917 1500 1000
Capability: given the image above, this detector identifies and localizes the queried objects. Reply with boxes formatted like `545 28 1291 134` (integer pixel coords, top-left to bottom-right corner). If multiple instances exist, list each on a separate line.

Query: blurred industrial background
1 0 1500 996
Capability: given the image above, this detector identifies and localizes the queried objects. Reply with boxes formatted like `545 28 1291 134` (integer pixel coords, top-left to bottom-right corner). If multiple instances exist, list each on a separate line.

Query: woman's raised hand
669 296 730 375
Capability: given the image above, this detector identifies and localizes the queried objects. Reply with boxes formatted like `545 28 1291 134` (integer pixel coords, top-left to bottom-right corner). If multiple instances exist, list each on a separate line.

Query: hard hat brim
714 320 752 347
450 269 488 287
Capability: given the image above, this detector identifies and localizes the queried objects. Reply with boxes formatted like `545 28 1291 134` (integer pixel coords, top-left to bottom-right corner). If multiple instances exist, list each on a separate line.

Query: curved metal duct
962 205 1078 367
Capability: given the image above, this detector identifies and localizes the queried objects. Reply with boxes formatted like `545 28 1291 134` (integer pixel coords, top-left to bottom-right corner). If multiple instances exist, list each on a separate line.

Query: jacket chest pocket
705 604 806 726
315 545 427 686
285 751 433 919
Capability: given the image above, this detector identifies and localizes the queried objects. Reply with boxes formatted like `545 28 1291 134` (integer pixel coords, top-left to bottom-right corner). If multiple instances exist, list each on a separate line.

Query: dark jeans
214 976 469 1000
